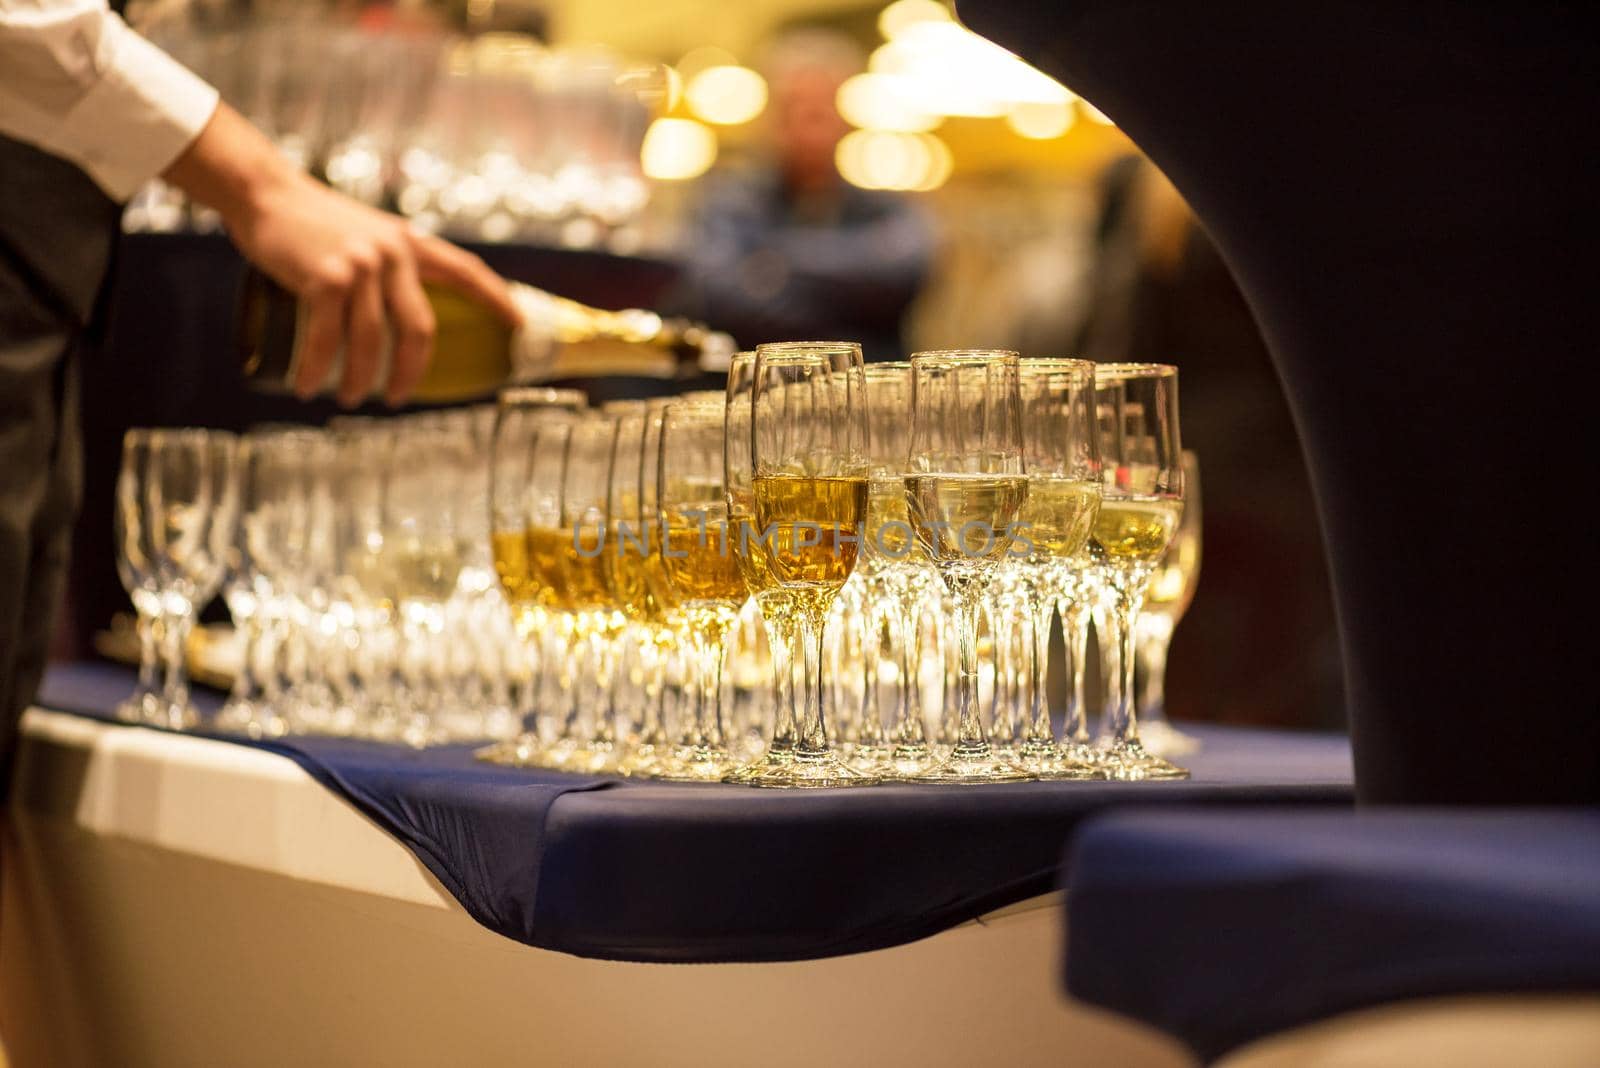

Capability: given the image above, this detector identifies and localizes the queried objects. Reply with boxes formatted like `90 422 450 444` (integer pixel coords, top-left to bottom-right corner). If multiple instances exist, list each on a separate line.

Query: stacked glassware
116 355 1200 784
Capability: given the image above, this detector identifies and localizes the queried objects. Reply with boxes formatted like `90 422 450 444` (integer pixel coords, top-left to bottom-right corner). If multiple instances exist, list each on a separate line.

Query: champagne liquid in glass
1092 498 1183 562
903 474 1029 568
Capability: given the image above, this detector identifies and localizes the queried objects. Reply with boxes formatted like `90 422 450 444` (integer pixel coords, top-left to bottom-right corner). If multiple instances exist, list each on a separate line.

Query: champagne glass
217 434 278 736
1014 358 1102 778
656 400 747 781
521 418 578 765
485 388 586 760
619 399 686 777
113 429 162 722
748 341 875 788
1092 364 1188 780
722 352 803 784
1135 449 1202 757
601 405 653 761
904 351 1034 783
145 429 238 730
384 422 470 745
555 414 623 771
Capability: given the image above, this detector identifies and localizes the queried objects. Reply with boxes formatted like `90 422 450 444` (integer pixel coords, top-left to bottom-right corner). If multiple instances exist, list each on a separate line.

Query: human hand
164 104 518 406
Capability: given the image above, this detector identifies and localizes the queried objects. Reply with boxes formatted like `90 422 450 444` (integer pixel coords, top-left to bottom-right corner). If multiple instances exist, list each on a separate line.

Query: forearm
161 102 300 239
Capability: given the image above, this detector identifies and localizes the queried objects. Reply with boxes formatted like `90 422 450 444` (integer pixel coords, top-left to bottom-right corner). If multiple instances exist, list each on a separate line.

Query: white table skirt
2 709 1191 1068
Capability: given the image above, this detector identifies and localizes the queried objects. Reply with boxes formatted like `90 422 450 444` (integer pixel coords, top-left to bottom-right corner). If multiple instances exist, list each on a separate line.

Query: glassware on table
1091 364 1189 780
483 392 583 763
857 362 937 777
382 421 472 746
517 417 579 765
143 428 239 730
747 341 875 788
655 400 748 781
548 414 622 771
722 351 805 785
1013 358 1103 778
1135 449 1202 758
903 351 1035 784
114 429 162 723
617 399 688 777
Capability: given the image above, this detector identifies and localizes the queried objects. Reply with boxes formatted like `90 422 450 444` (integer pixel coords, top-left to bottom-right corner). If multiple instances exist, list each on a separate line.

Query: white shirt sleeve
0 0 219 201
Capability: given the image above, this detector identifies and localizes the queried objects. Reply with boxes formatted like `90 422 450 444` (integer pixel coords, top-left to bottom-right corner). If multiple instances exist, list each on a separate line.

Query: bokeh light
835 129 952 192
684 64 769 125
1006 100 1077 139
641 117 718 180
837 72 941 133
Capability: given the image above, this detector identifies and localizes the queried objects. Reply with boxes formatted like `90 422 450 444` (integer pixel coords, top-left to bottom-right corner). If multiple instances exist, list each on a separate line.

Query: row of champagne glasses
478 348 1189 784
113 360 1195 784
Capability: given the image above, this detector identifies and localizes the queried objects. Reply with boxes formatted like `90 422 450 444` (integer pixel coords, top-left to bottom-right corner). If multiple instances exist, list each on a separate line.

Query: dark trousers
0 135 119 791
0 337 81 786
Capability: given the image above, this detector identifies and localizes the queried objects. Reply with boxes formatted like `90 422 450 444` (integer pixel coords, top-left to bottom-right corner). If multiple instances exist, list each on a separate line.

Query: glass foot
723 746 794 784
743 749 879 789
658 746 740 782
1102 742 1190 781
1017 743 1102 780
616 743 669 778
906 747 1037 784
564 741 624 775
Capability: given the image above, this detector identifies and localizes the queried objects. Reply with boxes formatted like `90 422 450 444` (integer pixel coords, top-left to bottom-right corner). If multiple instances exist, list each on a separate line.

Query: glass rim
496 386 587 408
755 341 862 355
864 361 912 375
1094 361 1178 379
910 349 1020 365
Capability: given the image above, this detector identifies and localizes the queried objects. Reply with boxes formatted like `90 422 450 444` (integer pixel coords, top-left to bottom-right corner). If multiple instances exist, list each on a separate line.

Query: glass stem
952 588 987 758
696 621 730 752
1117 575 1150 750
159 606 193 724
1027 579 1055 746
1060 595 1091 745
894 584 927 751
230 610 260 705
796 611 830 758
857 595 887 748
135 609 160 698
766 614 797 752
1136 613 1174 728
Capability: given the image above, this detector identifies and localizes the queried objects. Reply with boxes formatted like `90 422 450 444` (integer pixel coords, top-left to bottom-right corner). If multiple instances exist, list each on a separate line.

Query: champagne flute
903 351 1034 784
749 341 875 788
521 418 578 765
145 428 238 730
114 429 162 723
1135 449 1202 757
1092 364 1188 780
656 400 748 781
555 414 623 771
618 398 687 777
1014 358 1102 778
723 352 804 785
482 396 578 762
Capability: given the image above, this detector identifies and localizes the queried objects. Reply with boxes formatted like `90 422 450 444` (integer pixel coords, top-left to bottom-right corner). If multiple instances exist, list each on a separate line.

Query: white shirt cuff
47 17 219 202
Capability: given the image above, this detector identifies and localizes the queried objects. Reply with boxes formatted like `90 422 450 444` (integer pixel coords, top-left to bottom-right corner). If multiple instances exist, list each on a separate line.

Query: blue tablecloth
34 661 1353 963
1065 808 1600 1061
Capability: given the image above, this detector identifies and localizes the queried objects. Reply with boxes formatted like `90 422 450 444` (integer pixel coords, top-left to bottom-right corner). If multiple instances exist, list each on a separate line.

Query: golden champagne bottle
237 269 735 403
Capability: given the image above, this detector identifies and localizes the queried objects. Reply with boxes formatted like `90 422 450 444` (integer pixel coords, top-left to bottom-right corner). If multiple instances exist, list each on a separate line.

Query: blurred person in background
0 0 515 791
1077 155 1343 729
669 29 935 361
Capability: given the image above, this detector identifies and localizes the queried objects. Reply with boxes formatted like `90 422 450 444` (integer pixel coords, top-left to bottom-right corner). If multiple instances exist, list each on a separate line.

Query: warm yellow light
1081 99 1115 125
836 129 950 192
836 73 940 133
641 117 717 180
878 0 952 41
911 132 952 191
684 65 769 126
1007 100 1077 139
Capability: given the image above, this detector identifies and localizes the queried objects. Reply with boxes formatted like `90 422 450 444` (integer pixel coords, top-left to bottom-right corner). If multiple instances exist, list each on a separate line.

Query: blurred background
68 0 1343 730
